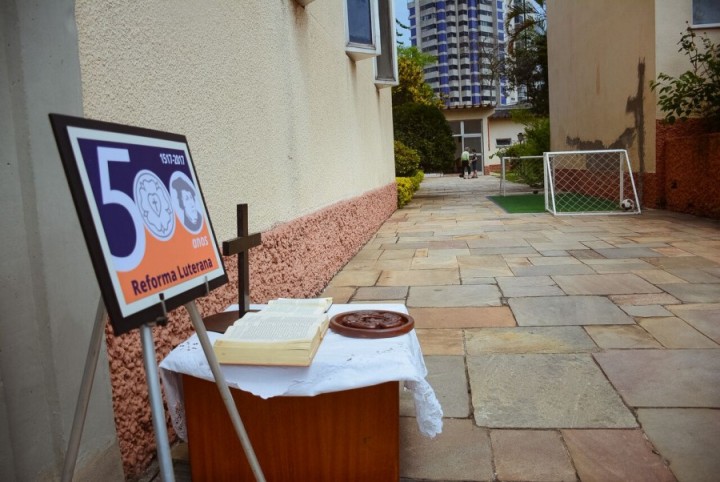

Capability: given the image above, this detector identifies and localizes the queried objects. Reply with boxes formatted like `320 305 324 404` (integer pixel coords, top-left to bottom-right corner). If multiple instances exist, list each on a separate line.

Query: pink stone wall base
105 183 397 476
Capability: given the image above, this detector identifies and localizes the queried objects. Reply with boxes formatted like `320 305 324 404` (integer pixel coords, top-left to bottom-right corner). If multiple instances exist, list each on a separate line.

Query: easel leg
185 301 266 482
61 299 107 482
140 323 176 482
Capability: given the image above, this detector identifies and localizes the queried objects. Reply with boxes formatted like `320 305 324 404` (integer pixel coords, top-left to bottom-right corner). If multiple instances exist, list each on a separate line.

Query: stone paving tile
465 326 597 354
410 306 515 328
470 246 540 255
462 277 500 285
667 303 720 343
553 273 663 295
423 248 472 258
530 241 590 252
497 276 565 297
491 429 576 482
584 325 662 349
631 269 688 284
529 256 583 265
410 256 458 270
638 317 718 348
608 293 681 305
407 285 502 307
319 286 355 303
561 429 676 482
399 418 493 481
352 286 408 301
400 356 469 418
581 258 658 274
620 304 673 317
379 248 419 259
326 269 380 287
460 266 514 278
351 249 382 260
647 255 719 269
638 409 720 482
594 247 665 258
456 254 507 267
569 248 605 259
512 263 595 276
657 283 720 303
378 269 459 286
414 328 464 355
593 349 720 407
667 268 720 283
581 240 615 250
467 238 532 248
343 257 412 271
468 354 637 428
509 296 634 326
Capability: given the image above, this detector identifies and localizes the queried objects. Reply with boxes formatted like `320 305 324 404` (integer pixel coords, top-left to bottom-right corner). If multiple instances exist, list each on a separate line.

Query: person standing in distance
470 148 479 178
460 147 470 179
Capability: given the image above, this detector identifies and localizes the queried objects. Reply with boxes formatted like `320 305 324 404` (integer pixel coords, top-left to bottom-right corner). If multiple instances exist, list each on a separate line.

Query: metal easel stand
61 298 178 482
61 299 107 482
185 300 266 482
140 321 176 482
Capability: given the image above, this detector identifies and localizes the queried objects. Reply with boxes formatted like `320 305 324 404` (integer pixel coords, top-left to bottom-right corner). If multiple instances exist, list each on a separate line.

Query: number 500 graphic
50 114 226 334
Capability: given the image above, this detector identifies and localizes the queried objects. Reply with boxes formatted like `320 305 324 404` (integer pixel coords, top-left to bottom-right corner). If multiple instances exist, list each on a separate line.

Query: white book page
264 297 332 315
224 312 324 343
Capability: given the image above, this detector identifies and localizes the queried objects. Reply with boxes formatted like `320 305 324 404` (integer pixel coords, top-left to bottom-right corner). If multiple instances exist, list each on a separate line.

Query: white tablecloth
159 303 443 440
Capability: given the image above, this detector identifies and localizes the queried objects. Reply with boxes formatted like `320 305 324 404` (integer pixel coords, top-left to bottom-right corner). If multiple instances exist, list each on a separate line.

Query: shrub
396 177 414 208
394 140 421 177
651 26 720 131
396 170 425 208
393 103 455 173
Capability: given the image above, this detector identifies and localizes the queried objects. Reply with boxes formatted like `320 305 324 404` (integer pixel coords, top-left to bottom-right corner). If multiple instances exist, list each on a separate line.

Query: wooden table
183 375 399 481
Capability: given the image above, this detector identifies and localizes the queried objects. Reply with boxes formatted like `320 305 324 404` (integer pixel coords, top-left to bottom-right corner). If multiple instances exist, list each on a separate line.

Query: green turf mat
488 193 621 214
487 194 545 213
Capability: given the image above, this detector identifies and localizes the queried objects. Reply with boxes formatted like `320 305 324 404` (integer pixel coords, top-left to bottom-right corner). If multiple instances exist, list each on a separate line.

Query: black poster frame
49 114 228 335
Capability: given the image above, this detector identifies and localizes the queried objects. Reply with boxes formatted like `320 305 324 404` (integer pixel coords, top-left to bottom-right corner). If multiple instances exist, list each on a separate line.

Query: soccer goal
544 149 641 215
499 155 545 196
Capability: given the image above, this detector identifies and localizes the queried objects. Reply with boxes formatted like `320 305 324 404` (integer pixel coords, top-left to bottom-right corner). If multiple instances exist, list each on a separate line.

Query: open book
212 298 332 366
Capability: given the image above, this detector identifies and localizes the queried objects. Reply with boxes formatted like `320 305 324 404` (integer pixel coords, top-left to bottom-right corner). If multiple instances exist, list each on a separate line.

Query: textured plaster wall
547 0 656 174
74 0 396 240
107 184 396 475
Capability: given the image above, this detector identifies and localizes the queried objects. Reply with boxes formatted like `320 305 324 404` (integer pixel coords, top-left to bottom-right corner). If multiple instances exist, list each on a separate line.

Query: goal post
499 155 544 196
544 149 641 215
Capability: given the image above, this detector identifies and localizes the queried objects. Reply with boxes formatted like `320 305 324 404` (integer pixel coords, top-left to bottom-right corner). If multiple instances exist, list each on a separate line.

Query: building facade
1 0 399 479
408 0 511 107
547 0 719 216
407 0 542 173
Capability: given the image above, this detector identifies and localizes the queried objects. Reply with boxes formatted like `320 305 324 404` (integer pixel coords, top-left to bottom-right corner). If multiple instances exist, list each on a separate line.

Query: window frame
344 0 382 61
692 0 720 28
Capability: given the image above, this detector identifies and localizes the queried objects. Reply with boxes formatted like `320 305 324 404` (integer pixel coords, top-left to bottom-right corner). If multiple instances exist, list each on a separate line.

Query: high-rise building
408 0 515 108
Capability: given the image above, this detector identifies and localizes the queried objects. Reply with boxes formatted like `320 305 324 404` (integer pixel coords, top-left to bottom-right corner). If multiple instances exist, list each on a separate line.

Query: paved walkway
321 174 720 482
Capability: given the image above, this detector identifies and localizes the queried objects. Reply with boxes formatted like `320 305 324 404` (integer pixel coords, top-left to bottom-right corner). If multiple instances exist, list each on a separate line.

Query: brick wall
651 120 719 219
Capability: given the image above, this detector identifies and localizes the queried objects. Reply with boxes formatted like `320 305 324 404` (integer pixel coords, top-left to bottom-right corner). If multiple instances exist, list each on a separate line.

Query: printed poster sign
50 114 227 335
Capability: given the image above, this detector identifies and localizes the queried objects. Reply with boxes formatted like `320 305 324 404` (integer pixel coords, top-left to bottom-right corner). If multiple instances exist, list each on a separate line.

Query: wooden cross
203 203 262 333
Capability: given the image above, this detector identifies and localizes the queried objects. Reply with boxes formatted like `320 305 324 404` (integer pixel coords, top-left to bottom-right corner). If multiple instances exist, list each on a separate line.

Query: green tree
393 103 455 173
650 27 720 131
392 46 443 107
504 0 549 116
492 110 549 187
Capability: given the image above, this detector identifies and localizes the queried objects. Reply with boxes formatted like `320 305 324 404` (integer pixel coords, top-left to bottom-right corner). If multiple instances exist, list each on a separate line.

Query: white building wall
75 0 396 241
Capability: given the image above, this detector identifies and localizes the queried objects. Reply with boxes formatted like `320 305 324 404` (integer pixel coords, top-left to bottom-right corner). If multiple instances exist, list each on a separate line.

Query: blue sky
394 0 411 45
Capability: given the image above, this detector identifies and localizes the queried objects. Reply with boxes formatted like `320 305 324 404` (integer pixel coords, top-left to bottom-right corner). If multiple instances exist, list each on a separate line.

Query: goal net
499 156 544 196
544 149 641 215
